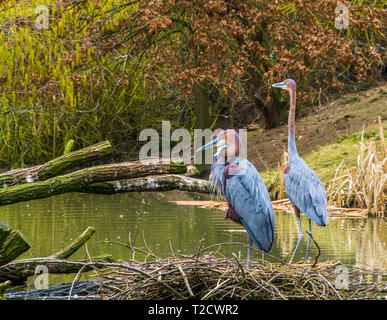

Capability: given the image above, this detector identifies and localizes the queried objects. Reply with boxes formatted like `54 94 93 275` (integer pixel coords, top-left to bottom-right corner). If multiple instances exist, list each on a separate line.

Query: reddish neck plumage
225 130 241 159
288 84 298 160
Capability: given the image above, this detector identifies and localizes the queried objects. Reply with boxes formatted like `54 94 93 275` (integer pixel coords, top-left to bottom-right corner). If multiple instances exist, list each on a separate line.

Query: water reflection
0 191 385 273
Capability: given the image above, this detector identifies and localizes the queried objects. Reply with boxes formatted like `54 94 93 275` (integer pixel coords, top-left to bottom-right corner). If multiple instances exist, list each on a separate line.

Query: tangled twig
306 231 321 268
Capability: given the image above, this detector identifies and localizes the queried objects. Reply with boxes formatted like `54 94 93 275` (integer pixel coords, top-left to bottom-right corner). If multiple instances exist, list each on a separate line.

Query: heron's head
271 79 296 92
196 129 241 160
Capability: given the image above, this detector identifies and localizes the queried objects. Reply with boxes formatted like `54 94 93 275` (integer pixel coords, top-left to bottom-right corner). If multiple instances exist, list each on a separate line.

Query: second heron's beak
196 137 226 152
271 81 288 90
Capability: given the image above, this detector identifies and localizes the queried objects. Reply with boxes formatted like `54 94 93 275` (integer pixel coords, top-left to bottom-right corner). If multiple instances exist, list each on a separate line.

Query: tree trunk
0 162 187 206
0 222 31 266
263 88 288 129
192 81 211 130
248 68 288 129
0 141 113 188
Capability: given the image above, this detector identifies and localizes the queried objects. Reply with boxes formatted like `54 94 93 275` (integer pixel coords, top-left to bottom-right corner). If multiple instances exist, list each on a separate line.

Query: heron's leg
289 206 303 263
305 219 312 261
247 237 253 269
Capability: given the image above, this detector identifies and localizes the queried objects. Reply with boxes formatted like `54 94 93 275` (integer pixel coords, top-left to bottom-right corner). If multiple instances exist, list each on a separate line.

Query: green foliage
0 0 172 168
0 0 385 167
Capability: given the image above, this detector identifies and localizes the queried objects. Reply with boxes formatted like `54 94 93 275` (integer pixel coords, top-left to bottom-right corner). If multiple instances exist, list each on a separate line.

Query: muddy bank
246 83 387 171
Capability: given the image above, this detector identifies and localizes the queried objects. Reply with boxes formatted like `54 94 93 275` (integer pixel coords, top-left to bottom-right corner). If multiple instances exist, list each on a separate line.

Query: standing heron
272 79 328 263
197 130 275 268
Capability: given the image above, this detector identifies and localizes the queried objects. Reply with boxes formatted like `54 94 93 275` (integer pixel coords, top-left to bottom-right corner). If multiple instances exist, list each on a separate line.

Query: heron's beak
271 81 288 90
196 137 225 152
213 145 228 161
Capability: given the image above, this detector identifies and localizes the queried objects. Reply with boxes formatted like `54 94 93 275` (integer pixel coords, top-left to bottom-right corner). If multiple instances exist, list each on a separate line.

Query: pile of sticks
92 243 385 300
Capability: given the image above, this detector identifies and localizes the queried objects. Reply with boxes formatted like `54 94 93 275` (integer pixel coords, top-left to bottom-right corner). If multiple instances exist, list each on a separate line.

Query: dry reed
328 117 386 217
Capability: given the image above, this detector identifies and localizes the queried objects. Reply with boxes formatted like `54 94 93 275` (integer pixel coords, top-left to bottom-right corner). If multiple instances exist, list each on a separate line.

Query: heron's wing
284 158 328 226
225 159 275 252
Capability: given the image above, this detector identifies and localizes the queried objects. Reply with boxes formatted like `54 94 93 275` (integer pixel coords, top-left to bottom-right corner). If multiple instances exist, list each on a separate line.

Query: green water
0 191 386 285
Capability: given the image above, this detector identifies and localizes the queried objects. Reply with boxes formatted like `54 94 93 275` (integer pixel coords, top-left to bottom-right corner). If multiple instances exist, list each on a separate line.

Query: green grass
339 96 361 106
260 125 387 199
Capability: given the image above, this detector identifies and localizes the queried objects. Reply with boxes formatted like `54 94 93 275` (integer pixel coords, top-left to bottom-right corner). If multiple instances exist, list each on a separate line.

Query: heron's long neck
288 88 298 161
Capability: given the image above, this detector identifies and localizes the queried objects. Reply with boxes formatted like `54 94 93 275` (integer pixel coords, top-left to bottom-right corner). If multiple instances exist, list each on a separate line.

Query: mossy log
83 174 211 194
0 226 98 284
0 280 11 299
50 227 95 259
0 162 187 206
0 222 31 266
0 141 112 188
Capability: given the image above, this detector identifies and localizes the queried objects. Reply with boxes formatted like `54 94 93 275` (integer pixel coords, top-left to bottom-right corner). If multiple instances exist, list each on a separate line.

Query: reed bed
327 117 386 217
90 243 386 300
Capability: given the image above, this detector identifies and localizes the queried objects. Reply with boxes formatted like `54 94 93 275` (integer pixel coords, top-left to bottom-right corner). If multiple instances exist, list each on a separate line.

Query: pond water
0 191 386 286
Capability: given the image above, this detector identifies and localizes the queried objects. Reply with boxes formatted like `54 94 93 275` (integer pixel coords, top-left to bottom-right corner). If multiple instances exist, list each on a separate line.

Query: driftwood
0 162 187 206
0 226 97 284
171 198 370 218
0 141 112 188
0 222 31 266
83 174 211 194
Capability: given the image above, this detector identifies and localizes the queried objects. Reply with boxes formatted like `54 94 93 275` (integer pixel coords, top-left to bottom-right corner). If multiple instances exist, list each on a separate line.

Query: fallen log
4 279 100 300
0 258 107 283
185 165 200 177
83 174 211 194
0 280 11 299
0 141 112 188
0 162 187 206
0 226 99 284
0 222 31 266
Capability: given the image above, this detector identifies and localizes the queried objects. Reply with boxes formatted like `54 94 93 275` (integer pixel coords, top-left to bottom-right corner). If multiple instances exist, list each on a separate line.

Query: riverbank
260 122 387 197
247 82 387 172
245 83 387 214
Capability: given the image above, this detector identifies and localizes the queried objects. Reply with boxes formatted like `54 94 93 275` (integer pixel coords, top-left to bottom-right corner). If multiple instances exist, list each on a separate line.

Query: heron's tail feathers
242 221 274 253
312 206 328 227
